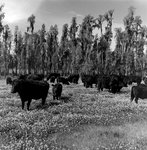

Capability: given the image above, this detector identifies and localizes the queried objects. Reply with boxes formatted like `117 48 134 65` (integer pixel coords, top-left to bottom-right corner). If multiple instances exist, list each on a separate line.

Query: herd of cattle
5 73 147 110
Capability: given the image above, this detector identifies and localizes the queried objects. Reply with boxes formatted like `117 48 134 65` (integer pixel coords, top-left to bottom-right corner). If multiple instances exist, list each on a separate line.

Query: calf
130 84 147 103
52 83 63 100
11 79 49 110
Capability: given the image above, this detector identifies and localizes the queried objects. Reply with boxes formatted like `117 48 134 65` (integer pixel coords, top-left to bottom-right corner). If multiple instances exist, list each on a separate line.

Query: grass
0 80 147 149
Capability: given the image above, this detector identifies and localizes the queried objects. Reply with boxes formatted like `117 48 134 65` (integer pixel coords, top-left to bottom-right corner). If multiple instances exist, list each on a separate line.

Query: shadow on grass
61 96 72 103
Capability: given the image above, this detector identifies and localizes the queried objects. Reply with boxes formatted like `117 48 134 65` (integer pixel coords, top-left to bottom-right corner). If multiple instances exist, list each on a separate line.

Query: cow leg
21 100 25 110
134 97 139 104
59 94 61 100
42 98 46 105
53 96 55 100
27 99 32 110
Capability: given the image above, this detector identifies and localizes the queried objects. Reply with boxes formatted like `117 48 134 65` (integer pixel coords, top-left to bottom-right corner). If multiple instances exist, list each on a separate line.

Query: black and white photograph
0 0 147 149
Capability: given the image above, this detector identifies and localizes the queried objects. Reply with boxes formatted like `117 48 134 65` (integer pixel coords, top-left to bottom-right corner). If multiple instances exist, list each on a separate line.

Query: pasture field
0 79 147 149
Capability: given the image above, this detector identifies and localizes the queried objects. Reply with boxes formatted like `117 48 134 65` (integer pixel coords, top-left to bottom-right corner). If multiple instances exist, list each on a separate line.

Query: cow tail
130 86 134 102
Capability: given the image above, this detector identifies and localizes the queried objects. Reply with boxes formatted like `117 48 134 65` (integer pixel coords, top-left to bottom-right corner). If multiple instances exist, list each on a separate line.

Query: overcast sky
1 0 147 50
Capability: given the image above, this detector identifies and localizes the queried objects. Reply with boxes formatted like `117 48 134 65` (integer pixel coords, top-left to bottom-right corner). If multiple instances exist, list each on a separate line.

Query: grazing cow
11 79 49 110
52 83 63 100
67 74 79 84
97 75 126 93
6 77 12 85
47 73 60 81
57 76 69 85
130 84 147 103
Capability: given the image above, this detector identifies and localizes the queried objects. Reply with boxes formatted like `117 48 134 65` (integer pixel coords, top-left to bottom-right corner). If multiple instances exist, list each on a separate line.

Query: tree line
0 5 147 77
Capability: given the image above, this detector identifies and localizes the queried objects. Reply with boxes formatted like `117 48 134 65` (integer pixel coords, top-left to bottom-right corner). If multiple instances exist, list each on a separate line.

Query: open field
0 79 147 149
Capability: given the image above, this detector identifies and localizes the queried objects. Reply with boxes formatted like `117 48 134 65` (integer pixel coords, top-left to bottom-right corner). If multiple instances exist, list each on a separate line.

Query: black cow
109 75 125 93
129 75 142 85
11 79 49 110
52 83 63 100
6 77 12 85
119 75 129 87
67 74 79 84
57 76 69 85
130 84 147 103
81 73 97 88
84 76 94 88
97 76 111 92
97 75 126 93
47 73 60 81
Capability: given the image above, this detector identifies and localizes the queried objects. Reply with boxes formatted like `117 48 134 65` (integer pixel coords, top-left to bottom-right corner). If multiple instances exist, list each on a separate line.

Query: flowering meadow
0 79 147 149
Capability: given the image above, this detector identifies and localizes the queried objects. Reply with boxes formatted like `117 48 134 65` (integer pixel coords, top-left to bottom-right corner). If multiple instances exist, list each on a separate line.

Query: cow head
11 79 22 93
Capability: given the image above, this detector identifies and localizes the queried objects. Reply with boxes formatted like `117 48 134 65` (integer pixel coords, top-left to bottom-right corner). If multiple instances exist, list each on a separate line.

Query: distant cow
129 75 142 85
47 73 60 81
109 75 126 93
11 79 49 110
130 84 147 103
26 74 44 81
67 74 79 84
6 77 12 85
52 83 63 100
57 76 69 85
97 75 126 93
97 76 111 92
81 73 97 88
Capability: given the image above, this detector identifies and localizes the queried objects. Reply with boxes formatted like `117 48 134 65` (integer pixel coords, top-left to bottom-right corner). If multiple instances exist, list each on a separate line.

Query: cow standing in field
130 84 147 104
97 75 127 93
47 73 60 81
11 79 49 110
81 73 97 88
129 75 142 85
97 76 111 92
57 76 69 85
67 74 79 84
52 83 63 100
